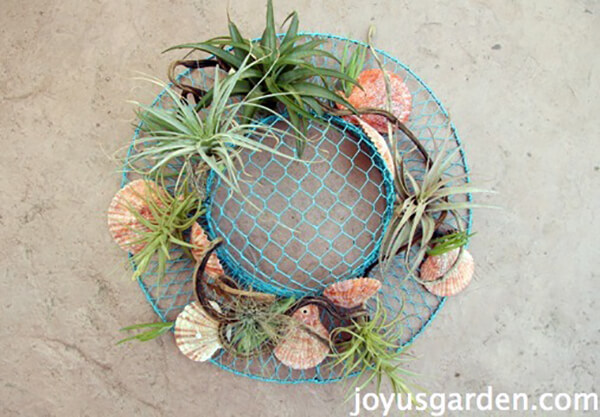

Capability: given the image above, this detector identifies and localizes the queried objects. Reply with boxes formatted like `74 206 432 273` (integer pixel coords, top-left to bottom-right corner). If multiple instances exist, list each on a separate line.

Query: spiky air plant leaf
124 174 203 283
379 142 493 275
426 230 475 256
117 321 174 345
339 43 367 98
127 57 304 198
330 298 416 396
221 296 297 357
164 0 358 155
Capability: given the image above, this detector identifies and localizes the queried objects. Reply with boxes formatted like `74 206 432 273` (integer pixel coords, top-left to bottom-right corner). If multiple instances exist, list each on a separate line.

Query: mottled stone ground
0 1 598 416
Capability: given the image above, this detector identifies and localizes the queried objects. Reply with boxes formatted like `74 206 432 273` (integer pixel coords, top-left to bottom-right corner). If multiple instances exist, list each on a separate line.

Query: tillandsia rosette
108 0 493 395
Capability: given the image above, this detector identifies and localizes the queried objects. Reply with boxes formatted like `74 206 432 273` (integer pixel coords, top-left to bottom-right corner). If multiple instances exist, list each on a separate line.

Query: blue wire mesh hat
122 33 472 383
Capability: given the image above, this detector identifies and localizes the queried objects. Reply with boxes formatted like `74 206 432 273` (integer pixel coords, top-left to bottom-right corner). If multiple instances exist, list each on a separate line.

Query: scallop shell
107 179 164 255
190 222 225 278
174 301 222 362
323 277 382 309
340 68 412 133
420 248 474 296
355 117 394 174
274 305 329 370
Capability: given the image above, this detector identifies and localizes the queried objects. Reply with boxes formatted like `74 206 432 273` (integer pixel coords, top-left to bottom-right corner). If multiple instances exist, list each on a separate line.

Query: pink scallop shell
354 117 395 175
190 222 225 278
273 305 329 370
107 179 164 255
341 68 413 133
174 301 222 362
323 277 382 309
420 248 474 296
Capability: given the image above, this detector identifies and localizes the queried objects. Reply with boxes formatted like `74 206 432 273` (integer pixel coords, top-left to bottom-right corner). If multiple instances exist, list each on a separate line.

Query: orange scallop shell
340 68 412 133
107 179 164 255
354 117 395 175
420 248 474 296
273 305 329 370
323 277 382 309
174 301 222 362
190 223 225 278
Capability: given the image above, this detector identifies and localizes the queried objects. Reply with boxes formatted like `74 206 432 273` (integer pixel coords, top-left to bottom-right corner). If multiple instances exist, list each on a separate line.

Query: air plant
330 298 415 396
426 230 475 256
117 321 174 345
379 143 491 275
165 0 358 155
192 244 300 357
127 58 304 197
221 296 297 357
339 43 367 98
126 175 203 282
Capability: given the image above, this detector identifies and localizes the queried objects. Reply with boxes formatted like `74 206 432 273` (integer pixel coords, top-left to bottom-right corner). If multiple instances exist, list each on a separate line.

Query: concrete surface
0 0 598 416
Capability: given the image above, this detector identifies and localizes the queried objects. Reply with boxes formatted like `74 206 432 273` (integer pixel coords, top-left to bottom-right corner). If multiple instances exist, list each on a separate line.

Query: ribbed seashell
340 68 413 133
420 248 474 296
355 117 395 175
190 222 225 278
107 179 164 255
274 305 329 370
323 277 382 309
174 301 222 362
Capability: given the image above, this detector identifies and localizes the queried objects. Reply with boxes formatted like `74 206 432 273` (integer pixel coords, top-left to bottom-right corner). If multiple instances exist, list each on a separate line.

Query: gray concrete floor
1 0 598 416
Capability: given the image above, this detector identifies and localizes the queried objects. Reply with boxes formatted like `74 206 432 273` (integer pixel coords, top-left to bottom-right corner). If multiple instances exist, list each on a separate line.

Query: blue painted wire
119 33 472 384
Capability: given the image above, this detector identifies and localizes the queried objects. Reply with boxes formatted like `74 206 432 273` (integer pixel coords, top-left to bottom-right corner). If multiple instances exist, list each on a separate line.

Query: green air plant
220 295 297 357
379 143 491 275
127 58 302 197
117 321 174 345
339 43 367 98
331 298 415 396
426 230 475 256
126 175 203 282
164 0 358 155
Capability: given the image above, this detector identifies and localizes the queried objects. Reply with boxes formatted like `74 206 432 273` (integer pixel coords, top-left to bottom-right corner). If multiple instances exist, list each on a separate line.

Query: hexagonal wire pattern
122 33 472 384
205 113 394 297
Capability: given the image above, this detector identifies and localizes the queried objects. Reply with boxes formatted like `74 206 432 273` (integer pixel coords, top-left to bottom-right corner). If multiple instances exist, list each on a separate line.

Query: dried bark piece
190 222 225 278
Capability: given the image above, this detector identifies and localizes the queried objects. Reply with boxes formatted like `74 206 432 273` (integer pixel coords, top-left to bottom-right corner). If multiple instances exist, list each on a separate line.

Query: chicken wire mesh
204 113 394 297
121 33 472 383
